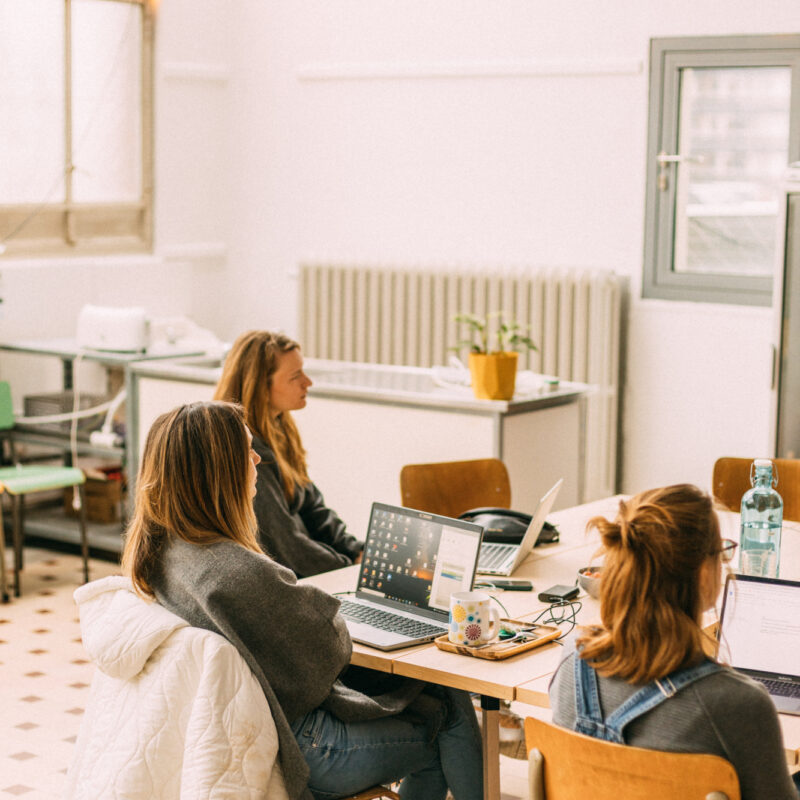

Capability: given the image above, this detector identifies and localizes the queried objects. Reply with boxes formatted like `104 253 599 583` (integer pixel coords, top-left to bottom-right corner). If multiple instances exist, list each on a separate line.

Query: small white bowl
577 566 603 599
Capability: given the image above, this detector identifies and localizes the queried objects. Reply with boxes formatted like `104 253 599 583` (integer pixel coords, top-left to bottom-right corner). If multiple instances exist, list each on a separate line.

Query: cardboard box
64 467 124 524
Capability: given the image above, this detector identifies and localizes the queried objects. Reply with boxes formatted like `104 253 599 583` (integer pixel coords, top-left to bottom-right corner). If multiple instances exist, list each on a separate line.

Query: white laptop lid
718 573 800 684
478 478 563 576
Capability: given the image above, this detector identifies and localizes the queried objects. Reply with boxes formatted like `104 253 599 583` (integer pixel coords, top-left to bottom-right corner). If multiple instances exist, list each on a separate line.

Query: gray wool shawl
149 536 426 800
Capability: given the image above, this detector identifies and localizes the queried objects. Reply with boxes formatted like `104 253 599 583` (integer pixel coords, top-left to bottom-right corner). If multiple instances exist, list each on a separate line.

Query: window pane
72 0 142 203
0 0 65 203
674 66 791 277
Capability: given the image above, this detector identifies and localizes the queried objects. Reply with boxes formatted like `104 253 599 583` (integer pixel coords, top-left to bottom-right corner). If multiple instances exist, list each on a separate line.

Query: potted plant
452 312 538 400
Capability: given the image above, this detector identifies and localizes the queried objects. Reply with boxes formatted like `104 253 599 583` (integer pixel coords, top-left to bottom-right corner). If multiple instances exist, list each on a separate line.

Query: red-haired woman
550 484 799 800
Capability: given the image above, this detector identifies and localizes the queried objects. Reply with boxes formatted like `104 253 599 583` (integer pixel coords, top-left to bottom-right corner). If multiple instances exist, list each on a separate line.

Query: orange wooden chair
524 716 740 800
399 458 511 518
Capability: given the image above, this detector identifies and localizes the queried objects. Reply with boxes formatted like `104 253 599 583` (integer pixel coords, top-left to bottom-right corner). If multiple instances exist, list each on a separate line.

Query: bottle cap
754 458 773 468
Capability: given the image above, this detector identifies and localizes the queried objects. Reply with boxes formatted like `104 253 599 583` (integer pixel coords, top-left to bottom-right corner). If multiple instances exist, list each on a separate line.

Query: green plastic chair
0 381 88 602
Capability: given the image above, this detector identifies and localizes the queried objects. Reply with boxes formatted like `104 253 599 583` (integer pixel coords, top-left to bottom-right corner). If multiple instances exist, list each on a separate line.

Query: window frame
642 34 800 306
0 0 154 258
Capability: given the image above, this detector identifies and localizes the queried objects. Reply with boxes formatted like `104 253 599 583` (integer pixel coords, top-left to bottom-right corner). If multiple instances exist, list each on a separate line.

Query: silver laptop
476 479 563 576
337 502 484 651
718 573 800 715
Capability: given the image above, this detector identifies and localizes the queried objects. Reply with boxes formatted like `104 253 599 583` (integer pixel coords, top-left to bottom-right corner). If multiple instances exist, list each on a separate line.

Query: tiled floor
0 547 532 799
0 548 120 799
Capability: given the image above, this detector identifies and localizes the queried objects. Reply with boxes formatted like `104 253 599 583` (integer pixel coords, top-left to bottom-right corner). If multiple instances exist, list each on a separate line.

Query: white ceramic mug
448 590 500 646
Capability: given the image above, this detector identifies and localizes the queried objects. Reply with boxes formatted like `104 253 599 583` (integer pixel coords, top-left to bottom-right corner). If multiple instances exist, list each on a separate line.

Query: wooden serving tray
434 618 561 660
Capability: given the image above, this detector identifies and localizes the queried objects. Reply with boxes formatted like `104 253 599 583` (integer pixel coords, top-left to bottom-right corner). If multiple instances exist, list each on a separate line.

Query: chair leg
0 498 8 603
77 485 89 584
11 494 22 597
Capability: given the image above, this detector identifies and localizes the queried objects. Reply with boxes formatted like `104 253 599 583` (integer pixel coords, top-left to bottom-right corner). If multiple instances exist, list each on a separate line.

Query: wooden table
302 496 800 798
301 496 612 799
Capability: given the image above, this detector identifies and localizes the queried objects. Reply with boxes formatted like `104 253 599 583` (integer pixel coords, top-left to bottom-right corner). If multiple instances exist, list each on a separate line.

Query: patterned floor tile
0 548 120 799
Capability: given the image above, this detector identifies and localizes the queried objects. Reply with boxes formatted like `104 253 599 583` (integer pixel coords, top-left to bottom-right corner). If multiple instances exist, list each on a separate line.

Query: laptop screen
718 574 800 677
357 502 483 613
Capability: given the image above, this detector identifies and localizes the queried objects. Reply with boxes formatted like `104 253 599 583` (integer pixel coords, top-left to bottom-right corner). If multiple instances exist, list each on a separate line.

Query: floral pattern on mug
465 623 482 641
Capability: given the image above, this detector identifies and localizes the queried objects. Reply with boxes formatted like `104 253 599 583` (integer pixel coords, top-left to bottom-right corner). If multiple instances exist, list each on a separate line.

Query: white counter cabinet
130 358 590 538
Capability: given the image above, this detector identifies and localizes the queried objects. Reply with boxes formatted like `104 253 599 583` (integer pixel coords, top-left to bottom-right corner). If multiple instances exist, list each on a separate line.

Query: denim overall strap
573 654 612 741
574 655 722 744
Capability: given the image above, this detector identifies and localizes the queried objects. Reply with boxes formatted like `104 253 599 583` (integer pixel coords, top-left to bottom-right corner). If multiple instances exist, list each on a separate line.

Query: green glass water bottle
739 459 783 578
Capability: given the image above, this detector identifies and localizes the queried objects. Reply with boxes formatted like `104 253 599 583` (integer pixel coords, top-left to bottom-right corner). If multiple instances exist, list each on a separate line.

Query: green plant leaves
452 312 538 354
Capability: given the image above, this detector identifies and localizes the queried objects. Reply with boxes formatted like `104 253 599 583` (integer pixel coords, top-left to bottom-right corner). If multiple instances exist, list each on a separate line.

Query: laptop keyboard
760 678 800 698
339 599 446 639
478 542 515 570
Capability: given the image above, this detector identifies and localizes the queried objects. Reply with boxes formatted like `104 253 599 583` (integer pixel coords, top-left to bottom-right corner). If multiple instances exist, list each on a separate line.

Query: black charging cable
522 599 583 643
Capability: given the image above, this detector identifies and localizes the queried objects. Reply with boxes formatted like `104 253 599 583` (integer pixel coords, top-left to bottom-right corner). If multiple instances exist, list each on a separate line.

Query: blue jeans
291 687 483 800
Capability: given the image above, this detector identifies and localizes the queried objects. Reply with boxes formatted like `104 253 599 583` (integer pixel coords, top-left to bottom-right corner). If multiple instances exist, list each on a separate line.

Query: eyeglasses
719 538 738 563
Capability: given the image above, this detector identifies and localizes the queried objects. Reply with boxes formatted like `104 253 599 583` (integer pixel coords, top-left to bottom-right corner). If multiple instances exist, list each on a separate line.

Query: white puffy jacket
65 576 288 799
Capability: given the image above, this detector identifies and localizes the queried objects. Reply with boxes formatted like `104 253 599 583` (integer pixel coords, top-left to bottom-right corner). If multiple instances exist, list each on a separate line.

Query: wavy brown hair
577 484 720 683
122 401 260 597
213 330 309 500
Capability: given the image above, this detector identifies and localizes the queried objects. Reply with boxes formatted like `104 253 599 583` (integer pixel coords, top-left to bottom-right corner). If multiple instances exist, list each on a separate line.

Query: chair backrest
399 458 511 518
712 456 800 521
524 717 740 800
0 381 15 431
66 589 289 800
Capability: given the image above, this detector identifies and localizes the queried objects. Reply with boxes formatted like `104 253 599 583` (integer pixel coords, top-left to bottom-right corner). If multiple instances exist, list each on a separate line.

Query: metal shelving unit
0 338 205 551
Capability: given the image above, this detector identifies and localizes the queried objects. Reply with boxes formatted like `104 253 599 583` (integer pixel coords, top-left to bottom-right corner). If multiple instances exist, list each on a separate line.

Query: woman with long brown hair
549 484 798 799
122 401 483 800
214 330 363 577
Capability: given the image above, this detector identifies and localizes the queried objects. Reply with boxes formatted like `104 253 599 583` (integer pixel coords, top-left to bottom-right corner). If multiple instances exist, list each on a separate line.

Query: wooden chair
524 716 740 800
0 381 89 601
399 458 511 518
712 456 800 521
344 787 400 800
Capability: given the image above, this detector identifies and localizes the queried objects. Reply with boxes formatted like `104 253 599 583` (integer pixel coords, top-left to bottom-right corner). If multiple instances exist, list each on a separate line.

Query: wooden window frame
0 0 154 257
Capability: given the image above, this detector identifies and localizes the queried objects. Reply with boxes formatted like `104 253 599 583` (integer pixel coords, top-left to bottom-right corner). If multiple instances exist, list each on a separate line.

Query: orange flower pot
468 351 518 400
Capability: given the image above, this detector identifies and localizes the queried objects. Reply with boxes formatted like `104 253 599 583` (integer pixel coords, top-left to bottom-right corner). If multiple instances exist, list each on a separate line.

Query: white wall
215 0 798 495
4 0 798 496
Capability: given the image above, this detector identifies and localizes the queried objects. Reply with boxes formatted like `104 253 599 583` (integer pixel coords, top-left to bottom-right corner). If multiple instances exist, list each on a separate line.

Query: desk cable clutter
486 594 583 641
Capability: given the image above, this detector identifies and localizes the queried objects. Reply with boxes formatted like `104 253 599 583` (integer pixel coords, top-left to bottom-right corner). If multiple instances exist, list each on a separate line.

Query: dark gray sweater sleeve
252 438 362 577
296 479 364 561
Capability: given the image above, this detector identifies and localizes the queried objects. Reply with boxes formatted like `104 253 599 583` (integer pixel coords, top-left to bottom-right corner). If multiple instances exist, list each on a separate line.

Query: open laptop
476 478 563 576
717 573 800 715
337 502 484 651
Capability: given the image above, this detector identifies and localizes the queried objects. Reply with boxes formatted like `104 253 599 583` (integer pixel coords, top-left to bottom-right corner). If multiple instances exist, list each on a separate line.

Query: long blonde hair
122 401 261 597
577 484 720 683
214 330 309 499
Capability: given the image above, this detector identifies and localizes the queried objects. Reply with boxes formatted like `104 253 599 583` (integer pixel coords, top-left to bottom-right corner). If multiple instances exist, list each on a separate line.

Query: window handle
657 151 705 190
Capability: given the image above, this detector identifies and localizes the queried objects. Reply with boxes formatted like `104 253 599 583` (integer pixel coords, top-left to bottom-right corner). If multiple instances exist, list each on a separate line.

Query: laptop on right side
717 572 800 715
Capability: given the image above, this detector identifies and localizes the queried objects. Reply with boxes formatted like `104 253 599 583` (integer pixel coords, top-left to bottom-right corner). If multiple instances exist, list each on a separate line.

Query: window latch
656 151 705 191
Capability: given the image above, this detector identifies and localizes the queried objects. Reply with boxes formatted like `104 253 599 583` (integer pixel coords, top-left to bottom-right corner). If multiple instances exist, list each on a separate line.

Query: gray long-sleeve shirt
550 642 798 800
252 434 363 577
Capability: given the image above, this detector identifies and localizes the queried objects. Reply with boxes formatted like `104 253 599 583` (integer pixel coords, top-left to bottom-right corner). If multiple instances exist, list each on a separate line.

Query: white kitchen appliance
76 305 148 353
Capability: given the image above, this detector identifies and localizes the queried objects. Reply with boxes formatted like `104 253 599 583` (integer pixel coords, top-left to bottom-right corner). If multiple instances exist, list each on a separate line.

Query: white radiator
298 263 623 500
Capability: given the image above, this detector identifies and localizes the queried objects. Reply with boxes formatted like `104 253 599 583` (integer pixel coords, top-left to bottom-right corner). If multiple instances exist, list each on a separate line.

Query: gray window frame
0 0 154 258
643 35 800 306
